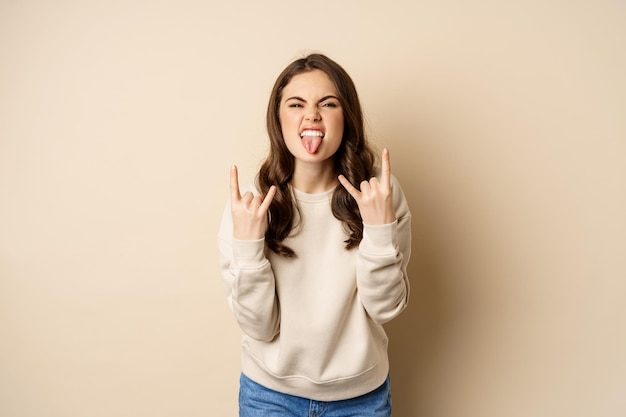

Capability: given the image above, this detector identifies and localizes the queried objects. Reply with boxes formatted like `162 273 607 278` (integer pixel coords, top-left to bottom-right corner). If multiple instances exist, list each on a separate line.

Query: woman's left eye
321 102 338 108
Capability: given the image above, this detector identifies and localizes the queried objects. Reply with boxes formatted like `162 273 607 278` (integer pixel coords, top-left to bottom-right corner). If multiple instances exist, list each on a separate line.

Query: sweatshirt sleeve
217 196 280 342
356 175 412 324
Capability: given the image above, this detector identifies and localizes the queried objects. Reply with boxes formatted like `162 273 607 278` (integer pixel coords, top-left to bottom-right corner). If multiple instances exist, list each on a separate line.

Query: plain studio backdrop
1 1 625 416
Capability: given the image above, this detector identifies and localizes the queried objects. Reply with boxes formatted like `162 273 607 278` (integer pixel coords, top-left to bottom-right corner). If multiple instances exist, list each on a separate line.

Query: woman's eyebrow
319 95 339 102
285 96 306 102
284 95 339 103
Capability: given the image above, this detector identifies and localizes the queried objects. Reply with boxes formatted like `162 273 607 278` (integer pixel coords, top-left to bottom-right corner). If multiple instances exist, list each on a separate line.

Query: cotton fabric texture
239 372 392 417
218 174 411 402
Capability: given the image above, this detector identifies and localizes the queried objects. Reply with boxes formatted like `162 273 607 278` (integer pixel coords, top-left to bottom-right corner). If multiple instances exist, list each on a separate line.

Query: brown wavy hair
257 53 376 257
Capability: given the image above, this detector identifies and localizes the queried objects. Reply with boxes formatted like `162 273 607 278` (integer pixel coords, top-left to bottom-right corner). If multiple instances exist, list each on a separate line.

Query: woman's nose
305 106 320 121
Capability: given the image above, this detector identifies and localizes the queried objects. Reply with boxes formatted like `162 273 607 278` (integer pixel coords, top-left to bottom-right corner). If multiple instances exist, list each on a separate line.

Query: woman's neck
291 161 338 194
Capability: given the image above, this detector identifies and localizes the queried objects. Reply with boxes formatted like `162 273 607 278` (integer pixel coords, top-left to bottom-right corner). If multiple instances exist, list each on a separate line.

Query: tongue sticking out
302 136 323 154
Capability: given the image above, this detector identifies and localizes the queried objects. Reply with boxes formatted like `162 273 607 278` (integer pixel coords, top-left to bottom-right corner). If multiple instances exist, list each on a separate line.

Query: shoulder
372 168 407 198
386 173 411 219
240 176 261 196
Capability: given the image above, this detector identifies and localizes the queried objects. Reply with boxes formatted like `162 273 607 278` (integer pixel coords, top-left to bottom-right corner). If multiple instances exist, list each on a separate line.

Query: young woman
218 53 412 416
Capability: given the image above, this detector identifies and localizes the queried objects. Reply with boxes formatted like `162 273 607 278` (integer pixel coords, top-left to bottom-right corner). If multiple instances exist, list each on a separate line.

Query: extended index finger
258 185 277 213
338 174 361 201
230 165 241 202
381 148 391 186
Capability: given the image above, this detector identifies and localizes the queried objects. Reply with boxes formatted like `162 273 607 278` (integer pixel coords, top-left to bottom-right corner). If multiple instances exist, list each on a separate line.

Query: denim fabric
239 373 392 417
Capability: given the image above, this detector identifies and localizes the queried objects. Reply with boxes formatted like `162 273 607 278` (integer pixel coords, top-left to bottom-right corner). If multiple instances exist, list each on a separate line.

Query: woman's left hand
338 148 397 225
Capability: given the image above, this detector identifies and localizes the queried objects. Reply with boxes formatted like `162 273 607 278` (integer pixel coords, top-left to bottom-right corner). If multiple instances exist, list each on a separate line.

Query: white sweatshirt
217 175 411 401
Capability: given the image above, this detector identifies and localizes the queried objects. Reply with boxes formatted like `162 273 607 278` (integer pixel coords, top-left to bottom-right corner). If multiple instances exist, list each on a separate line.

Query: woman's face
279 69 345 165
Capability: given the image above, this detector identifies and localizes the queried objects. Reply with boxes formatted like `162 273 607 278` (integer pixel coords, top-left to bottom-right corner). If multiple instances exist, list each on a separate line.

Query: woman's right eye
288 103 303 108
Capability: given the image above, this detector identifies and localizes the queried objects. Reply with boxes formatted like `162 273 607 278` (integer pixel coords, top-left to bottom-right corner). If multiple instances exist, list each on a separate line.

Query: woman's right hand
230 165 276 240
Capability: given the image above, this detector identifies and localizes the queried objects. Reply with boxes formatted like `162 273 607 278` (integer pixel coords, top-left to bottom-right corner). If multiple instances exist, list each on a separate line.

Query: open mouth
300 130 325 139
300 130 325 154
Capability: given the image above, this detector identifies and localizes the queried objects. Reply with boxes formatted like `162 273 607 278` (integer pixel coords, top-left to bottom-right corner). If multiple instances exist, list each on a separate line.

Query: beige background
1 1 625 416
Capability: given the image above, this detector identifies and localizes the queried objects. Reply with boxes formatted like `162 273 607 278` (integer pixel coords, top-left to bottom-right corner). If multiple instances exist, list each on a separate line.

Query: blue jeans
239 373 392 417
